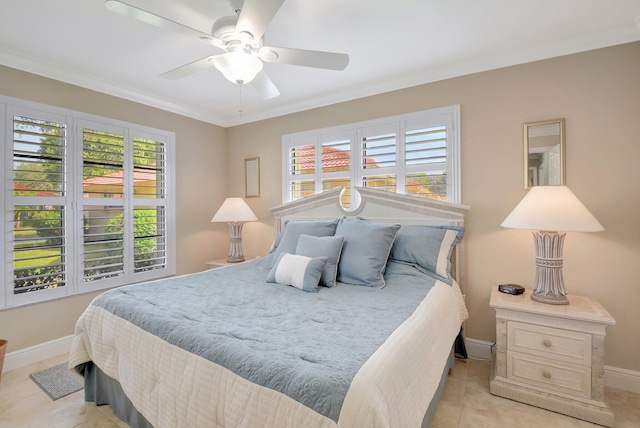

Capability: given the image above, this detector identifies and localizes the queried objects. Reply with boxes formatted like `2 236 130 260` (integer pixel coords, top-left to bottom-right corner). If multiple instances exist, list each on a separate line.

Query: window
282 105 460 207
1 96 175 309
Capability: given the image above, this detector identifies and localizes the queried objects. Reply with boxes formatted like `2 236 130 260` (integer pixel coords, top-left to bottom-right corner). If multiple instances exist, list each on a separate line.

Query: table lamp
211 197 257 263
501 186 603 305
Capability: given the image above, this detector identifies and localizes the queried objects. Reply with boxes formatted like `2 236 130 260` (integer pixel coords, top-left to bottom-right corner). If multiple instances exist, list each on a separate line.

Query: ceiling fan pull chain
238 83 244 117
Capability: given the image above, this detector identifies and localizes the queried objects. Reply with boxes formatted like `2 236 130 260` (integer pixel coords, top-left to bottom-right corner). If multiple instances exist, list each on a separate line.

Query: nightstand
206 257 256 269
489 288 616 426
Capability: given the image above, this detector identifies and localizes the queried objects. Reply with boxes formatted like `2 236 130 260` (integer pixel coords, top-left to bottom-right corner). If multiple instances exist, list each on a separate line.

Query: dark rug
29 362 84 400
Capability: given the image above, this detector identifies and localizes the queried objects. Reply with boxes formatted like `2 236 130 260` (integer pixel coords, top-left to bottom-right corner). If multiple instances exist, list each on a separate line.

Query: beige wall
1 43 638 373
0 65 229 352
227 42 640 372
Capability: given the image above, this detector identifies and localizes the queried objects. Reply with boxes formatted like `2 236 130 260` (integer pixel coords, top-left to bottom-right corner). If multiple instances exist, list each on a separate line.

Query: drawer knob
543 339 552 348
542 371 552 379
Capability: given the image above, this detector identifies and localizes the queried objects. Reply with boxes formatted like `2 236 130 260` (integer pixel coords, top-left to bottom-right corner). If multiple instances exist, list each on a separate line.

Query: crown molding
2 24 639 128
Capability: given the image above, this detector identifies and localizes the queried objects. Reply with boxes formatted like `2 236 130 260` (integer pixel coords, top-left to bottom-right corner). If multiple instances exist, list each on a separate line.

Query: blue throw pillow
266 253 328 292
295 234 344 288
335 217 400 288
389 225 464 284
270 219 339 267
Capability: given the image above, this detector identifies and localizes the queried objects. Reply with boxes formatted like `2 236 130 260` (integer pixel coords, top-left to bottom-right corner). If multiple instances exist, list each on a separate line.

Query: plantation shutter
10 109 72 305
359 124 398 193
320 131 353 208
132 133 168 277
284 135 316 201
81 124 126 285
404 125 447 199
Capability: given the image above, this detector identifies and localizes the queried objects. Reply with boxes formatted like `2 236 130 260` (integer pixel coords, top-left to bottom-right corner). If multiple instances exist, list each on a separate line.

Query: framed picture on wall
245 157 260 198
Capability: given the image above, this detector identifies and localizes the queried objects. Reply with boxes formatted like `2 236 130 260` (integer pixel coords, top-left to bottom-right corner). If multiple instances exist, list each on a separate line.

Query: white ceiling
1 0 639 127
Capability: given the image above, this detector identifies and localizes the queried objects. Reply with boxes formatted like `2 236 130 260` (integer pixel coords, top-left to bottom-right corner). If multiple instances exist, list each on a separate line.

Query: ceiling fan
104 0 350 99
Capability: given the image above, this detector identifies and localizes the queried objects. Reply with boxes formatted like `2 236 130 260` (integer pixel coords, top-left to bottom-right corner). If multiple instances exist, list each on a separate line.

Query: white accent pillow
266 253 328 292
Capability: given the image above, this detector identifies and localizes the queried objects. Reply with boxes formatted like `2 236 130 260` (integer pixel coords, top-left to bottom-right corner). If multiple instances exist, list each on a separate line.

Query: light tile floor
1 355 639 427
431 358 640 428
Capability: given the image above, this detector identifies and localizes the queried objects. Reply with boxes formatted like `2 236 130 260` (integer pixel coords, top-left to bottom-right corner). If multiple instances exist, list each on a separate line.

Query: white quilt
69 280 468 428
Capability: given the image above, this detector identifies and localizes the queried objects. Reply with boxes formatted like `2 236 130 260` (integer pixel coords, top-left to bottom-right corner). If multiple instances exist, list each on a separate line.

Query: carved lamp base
531 231 569 305
226 222 246 263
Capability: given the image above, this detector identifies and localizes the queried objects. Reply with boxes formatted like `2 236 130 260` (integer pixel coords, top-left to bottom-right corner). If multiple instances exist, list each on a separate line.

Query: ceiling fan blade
104 0 214 43
236 0 285 41
160 56 219 80
259 46 349 71
251 71 280 99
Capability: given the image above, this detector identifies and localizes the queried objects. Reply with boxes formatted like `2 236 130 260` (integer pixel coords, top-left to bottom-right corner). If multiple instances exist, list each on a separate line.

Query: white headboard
270 187 470 291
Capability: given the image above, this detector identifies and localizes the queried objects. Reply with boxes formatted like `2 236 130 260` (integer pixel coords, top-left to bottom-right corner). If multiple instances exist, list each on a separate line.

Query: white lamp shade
211 197 258 223
501 186 603 232
212 52 263 84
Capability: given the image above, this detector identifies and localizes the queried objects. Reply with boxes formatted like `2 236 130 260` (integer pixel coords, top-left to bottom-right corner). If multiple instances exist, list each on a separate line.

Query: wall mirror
245 157 260 198
524 118 565 189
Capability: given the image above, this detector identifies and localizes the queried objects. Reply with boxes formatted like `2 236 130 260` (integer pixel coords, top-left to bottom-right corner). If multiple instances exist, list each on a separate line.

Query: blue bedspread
91 255 439 421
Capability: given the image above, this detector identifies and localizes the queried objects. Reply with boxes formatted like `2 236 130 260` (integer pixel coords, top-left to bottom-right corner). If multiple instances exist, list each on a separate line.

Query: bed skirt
77 362 153 428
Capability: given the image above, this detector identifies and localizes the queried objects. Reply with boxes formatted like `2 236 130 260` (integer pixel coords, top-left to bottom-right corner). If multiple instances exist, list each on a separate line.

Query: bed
69 187 470 428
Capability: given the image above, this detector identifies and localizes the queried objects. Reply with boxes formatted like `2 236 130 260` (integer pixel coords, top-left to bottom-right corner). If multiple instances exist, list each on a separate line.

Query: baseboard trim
465 337 494 361
465 337 640 394
604 365 640 394
2 335 73 373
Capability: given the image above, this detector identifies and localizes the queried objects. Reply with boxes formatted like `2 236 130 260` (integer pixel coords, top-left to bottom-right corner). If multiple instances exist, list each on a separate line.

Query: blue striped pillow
390 225 464 284
295 234 344 288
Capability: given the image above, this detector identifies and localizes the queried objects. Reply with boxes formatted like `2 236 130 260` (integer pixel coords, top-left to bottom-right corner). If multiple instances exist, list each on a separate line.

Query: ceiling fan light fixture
213 52 263 84
104 0 350 98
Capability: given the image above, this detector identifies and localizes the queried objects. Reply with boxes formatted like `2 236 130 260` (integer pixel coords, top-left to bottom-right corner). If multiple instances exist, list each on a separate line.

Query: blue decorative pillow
270 219 339 267
266 253 328 292
335 217 400 288
295 234 344 288
389 225 464 284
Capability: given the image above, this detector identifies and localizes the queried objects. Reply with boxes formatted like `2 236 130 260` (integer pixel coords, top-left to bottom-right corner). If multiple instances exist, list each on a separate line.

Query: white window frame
282 105 461 206
1 95 176 310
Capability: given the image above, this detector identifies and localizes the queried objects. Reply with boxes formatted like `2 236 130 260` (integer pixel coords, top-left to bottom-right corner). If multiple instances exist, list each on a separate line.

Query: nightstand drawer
507 321 591 366
508 351 591 398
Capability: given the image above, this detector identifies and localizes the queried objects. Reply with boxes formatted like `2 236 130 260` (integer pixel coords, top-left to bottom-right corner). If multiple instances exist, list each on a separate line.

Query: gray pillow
270 219 339 267
389 225 464 284
295 234 344 288
335 217 400 288
266 253 327 292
